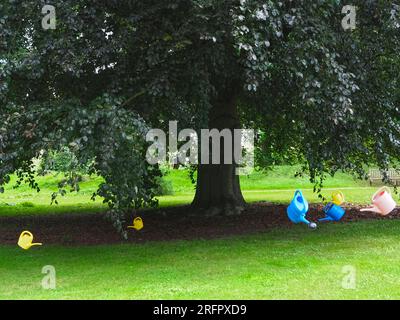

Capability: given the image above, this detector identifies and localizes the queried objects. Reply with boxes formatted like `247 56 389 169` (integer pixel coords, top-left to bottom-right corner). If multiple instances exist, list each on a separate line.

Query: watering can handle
294 190 302 197
372 186 391 201
21 231 33 237
134 217 142 222
323 203 333 213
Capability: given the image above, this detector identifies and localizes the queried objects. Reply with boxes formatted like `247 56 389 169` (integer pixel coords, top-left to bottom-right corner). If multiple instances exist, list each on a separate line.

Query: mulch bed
1 202 399 246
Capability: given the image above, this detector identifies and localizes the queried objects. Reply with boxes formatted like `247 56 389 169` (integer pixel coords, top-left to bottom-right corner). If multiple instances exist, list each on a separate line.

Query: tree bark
191 87 246 216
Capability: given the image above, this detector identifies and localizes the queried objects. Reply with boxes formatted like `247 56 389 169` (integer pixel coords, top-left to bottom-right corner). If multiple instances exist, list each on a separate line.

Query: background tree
1 1 400 231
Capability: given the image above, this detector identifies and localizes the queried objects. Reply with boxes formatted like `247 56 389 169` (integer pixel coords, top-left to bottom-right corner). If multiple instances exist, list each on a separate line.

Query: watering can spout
30 242 42 247
26 243 42 250
360 206 382 214
319 216 334 222
299 216 311 225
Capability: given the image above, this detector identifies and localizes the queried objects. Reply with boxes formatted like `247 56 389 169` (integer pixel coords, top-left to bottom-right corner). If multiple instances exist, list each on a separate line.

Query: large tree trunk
191 88 246 216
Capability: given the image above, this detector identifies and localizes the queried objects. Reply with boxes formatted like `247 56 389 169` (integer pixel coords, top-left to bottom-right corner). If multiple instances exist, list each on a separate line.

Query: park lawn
0 174 106 216
0 186 380 216
1 165 399 300
159 187 380 207
0 166 379 216
1 220 400 299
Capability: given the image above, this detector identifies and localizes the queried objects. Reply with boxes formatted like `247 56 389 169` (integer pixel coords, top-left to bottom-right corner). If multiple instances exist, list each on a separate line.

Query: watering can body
287 190 311 225
128 217 144 231
319 203 345 222
360 187 396 216
17 231 42 250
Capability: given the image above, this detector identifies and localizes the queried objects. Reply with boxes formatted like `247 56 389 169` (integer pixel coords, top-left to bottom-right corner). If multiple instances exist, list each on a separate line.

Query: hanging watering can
360 186 396 216
319 203 346 222
287 190 316 228
332 191 345 206
17 231 42 250
128 217 144 231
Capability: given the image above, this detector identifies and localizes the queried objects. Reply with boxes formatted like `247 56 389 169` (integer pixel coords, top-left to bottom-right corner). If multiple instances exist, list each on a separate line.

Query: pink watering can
360 186 397 216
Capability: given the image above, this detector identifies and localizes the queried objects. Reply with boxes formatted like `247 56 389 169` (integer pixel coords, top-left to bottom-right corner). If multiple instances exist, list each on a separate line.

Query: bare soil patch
0 203 398 246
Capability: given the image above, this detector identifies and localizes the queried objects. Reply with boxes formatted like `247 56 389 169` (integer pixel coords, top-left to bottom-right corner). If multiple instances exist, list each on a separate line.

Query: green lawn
0 166 383 216
1 220 400 299
1 166 399 300
0 174 105 216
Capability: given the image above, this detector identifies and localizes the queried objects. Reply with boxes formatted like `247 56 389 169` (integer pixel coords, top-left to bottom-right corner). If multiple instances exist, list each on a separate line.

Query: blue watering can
319 203 345 222
287 190 312 226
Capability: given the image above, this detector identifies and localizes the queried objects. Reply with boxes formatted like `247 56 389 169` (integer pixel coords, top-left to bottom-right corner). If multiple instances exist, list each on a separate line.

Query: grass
1 165 399 300
1 220 400 299
0 165 381 217
0 174 105 216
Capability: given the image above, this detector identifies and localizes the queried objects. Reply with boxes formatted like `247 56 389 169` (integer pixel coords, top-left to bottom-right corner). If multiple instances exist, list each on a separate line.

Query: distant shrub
37 147 92 175
153 177 174 196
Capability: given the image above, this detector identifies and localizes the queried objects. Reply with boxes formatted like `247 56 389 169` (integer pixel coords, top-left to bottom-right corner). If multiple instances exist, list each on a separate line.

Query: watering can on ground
360 186 396 216
128 217 144 231
17 231 42 250
287 190 312 226
319 203 346 222
332 191 345 206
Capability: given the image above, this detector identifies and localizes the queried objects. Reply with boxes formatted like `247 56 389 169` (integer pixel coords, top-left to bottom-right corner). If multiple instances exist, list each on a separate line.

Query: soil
1 202 399 246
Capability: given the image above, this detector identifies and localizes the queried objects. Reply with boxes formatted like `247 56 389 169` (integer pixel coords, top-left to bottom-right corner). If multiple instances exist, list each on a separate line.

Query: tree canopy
1 1 400 233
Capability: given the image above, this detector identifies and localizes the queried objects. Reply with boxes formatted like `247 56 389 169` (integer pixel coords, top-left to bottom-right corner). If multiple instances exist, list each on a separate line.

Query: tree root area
0 203 398 245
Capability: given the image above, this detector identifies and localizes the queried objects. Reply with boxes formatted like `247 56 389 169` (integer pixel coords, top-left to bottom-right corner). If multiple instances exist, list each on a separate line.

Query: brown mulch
0 202 399 246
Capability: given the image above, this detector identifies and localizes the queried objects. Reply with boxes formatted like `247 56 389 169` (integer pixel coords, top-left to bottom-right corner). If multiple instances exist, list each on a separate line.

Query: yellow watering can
128 217 144 231
17 231 42 250
332 191 345 206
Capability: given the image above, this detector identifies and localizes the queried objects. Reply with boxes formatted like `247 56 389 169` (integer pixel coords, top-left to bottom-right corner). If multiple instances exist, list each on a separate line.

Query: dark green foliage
1 1 400 229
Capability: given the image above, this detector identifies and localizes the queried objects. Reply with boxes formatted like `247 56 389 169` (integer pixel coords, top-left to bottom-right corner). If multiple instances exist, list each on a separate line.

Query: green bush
154 177 174 196
38 147 91 174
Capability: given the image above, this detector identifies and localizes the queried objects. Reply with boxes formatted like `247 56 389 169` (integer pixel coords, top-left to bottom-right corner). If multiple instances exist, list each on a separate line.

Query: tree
1 1 400 230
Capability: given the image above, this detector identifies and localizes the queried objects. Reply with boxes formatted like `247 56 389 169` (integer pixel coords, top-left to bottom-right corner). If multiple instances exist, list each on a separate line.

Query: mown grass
1 220 400 299
0 165 387 216
1 166 399 300
0 174 105 216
